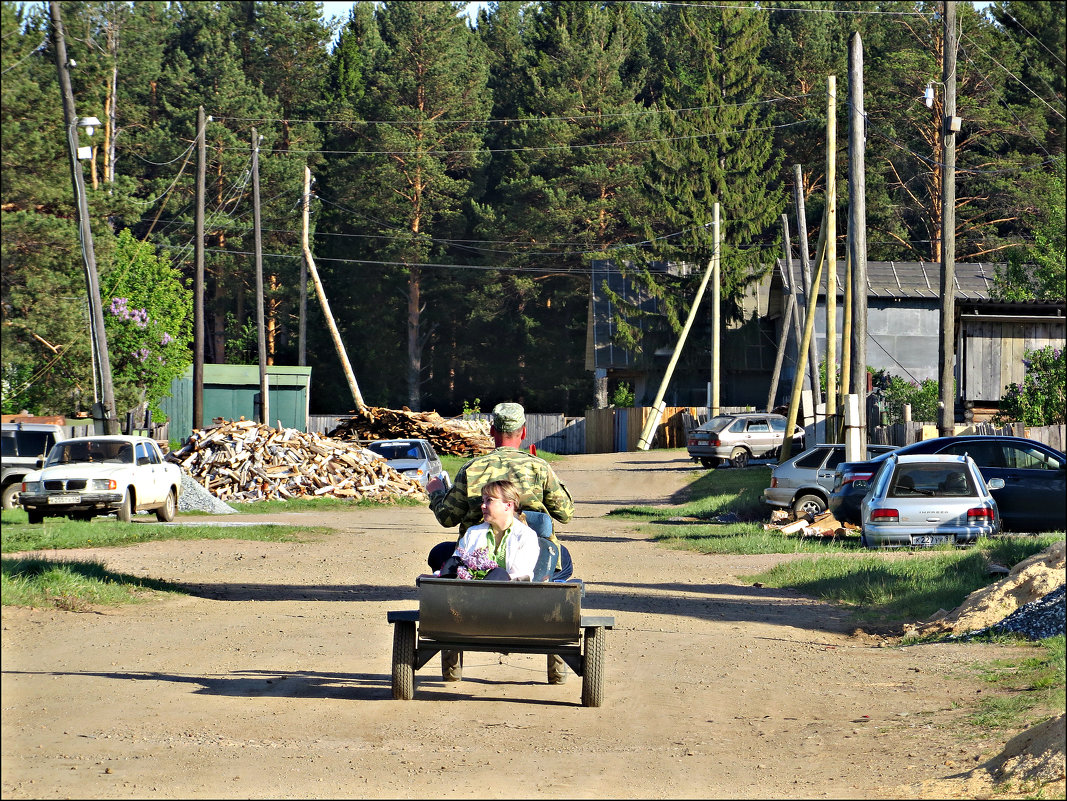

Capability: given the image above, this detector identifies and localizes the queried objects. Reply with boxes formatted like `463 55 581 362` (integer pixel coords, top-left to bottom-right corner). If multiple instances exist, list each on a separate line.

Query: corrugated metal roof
775 259 998 300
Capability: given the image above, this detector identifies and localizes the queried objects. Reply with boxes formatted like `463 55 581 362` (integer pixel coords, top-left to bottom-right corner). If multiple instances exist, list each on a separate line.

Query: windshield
45 440 134 466
367 442 422 460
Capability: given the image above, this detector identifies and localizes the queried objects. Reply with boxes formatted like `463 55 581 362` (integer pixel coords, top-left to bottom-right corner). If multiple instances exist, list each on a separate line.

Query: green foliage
869 368 940 424
992 156 1066 302
994 345 1066 426
101 230 193 421
461 398 481 416
610 382 636 408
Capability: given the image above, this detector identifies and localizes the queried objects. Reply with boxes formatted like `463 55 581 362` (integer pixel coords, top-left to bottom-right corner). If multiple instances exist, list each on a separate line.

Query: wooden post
766 260 796 413
252 128 269 426
825 75 838 441
938 0 958 437
848 32 868 435
711 202 720 417
793 164 822 410
302 167 366 412
194 105 206 430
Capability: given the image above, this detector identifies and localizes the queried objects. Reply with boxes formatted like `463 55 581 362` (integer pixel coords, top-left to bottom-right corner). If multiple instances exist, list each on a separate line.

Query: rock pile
168 419 424 503
906 540 1066 641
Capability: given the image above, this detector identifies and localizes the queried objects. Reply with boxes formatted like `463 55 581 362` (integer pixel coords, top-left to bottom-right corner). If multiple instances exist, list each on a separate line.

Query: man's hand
426 475 446 494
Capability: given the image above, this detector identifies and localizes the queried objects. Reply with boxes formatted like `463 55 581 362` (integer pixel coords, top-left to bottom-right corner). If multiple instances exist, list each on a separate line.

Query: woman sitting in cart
433 480 540 581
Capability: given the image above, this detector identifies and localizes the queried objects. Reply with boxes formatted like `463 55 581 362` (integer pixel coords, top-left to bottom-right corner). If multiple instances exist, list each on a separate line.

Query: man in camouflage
426 402 575 578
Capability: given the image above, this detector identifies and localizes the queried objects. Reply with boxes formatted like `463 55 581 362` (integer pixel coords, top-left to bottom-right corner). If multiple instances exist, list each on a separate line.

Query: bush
995 346 1066 426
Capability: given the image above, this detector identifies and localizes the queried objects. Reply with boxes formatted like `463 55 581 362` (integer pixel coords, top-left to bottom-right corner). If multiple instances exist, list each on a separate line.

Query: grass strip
1 556 180 610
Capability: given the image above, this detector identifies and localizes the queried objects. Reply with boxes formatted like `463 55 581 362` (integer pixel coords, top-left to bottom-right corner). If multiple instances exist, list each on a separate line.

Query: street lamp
79 115 101 136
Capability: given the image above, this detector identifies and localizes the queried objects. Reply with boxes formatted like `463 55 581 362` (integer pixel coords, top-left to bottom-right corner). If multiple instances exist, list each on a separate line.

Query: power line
210 95 814 127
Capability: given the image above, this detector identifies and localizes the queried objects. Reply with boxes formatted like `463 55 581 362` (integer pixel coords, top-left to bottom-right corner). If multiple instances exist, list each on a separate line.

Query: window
747 420 770 433
795 449 827 469
769 418 787 432
1004 445 1060 470
729 419 747 433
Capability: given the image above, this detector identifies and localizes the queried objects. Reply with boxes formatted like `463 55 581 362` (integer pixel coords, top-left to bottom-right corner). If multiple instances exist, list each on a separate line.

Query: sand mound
906 541 1065 638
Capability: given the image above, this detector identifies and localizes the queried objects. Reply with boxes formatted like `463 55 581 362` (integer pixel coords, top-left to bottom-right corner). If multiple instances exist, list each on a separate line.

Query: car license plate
47 494 80 505
912 535 950 546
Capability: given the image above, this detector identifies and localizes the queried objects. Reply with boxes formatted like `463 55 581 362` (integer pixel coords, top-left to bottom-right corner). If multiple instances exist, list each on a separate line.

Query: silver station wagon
860 453 1004 549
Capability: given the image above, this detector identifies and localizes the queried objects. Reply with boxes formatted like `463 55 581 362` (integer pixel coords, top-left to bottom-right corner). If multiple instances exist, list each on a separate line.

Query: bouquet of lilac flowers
454 546 499 580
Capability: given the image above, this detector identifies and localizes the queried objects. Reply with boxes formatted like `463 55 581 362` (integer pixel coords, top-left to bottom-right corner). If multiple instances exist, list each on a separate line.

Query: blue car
829 435 1066 532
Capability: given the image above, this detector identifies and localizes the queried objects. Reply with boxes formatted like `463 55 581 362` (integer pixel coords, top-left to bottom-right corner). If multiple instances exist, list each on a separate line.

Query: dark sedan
829 435 1066 532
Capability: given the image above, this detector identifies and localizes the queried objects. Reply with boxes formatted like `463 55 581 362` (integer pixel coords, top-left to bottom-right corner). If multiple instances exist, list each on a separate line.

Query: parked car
860 453 1003 548
365 438 450 488
1 422 68 510
763 443 897 518
18 435 182 524
830 435 1066 532
687 412 805 469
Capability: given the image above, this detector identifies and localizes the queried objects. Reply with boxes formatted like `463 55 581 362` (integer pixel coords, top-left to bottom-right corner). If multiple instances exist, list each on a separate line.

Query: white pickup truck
18 435 182 524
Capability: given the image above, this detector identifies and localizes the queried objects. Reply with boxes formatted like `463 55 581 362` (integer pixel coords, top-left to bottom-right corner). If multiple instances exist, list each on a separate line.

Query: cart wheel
391 621 416 700
581 627 605 707
441 649 463 682
547 653 568 684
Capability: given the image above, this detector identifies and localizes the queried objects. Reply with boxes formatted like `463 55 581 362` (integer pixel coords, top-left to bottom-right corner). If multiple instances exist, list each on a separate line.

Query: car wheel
792 493 826 518
730 447 750 469
117 490 133 523
155 488 177 522
699 458 716 469
26 509 44 524
860 532 870 549
1 482 20 510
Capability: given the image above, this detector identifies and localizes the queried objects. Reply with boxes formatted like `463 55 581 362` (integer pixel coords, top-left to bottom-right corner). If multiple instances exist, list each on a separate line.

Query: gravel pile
178 474 238 515
958 585 1066 642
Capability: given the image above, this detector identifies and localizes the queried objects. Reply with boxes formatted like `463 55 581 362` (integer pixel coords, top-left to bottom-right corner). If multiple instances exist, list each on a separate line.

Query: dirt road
1 449 1031 798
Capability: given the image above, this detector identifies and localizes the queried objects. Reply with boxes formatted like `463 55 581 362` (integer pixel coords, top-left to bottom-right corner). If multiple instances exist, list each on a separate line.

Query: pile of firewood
168 419 425 503
328 406 493 456
764 509 854 539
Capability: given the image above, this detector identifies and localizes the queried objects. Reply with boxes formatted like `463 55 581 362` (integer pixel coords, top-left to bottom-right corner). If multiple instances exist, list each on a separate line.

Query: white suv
1 422 67 509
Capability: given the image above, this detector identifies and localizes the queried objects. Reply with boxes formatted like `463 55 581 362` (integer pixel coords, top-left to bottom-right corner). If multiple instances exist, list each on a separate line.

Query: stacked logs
328 406 493 456
168 419 425 503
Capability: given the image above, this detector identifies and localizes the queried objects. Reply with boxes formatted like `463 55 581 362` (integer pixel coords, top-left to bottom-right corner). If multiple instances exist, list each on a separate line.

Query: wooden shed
958 300 1066 403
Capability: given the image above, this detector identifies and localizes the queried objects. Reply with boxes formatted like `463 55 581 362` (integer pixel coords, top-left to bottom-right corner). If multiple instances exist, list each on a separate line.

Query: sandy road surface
1 449 1032 798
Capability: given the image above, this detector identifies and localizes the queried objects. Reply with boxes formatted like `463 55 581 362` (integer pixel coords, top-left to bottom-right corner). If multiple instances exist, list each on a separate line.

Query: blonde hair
481 480 528 524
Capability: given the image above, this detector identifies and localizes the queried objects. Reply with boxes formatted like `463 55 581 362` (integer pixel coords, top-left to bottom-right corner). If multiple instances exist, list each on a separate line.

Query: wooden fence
309 411 1065 456
870 421 1065 450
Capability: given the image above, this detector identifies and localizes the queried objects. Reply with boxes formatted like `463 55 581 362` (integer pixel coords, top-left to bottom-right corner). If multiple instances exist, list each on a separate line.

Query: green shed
161 364 312 442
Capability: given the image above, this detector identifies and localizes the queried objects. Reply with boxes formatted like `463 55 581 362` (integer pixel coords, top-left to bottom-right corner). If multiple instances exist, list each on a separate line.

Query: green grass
185 493 426 515
968 635 1065 730
611 465 771 521
1 507 333 553
1 556 180 610
0 506 335 609
739 536 1063 624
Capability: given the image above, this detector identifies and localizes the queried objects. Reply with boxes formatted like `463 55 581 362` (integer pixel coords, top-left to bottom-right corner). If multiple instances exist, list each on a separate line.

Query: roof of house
774 260 999 300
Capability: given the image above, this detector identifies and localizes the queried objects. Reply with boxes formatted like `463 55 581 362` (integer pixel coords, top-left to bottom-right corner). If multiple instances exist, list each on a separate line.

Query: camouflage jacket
428 446 575 535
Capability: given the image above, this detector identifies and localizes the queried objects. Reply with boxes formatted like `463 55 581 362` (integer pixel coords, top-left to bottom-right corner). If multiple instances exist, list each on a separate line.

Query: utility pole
825 75 838 441
252 127 269 426
938 0 958 437
793 165 822 410
303 166 366 412
193 106 206 430
848 32 868 438
710 203 721 417
50 1 118 434
638 202 720 450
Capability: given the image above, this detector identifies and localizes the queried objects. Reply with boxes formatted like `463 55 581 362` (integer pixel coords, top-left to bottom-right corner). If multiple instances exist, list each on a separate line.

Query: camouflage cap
491 402 526 433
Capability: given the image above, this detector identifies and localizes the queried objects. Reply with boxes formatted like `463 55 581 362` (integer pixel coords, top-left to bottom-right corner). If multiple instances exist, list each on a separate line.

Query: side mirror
853 479 869 491
987 477 1005 490
35 457 44 468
